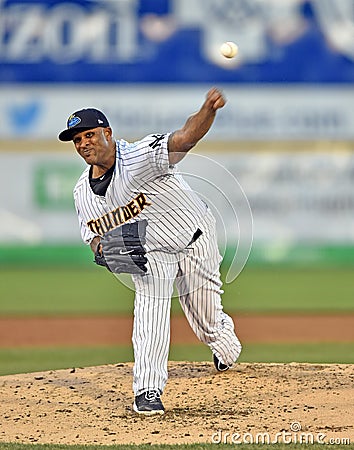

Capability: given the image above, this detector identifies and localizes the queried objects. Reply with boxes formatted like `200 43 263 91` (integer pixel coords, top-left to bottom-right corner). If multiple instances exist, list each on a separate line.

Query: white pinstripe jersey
73 133 207 252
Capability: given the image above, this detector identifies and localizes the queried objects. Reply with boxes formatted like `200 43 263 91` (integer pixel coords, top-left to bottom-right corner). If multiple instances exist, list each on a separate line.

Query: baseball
220 41 238 59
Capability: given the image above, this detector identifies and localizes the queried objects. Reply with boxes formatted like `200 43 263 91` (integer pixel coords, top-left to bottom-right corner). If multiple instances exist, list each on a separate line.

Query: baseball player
58 88 242 415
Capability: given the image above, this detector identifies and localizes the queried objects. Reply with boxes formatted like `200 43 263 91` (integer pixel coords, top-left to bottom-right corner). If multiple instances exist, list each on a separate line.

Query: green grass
0 346 132 376
225 267 354 313
1 342 353 377
0 267 135 316
0 443 353 450
0 267 353 316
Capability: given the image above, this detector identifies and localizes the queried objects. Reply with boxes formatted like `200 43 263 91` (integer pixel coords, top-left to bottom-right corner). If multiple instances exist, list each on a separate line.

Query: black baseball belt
187 228 203 247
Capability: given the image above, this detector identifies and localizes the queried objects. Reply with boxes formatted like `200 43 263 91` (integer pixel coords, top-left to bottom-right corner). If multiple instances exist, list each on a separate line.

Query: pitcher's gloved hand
94 220 148 274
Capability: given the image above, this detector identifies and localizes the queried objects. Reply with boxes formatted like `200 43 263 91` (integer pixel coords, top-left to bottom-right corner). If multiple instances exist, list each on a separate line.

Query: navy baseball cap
58 108 110 141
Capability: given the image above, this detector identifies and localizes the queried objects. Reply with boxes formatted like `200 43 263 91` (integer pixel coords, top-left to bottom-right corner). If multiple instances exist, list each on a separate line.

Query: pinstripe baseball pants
131 209 242 395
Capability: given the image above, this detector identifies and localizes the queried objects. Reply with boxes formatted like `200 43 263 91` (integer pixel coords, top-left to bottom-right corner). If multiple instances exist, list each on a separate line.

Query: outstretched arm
168 87 226 164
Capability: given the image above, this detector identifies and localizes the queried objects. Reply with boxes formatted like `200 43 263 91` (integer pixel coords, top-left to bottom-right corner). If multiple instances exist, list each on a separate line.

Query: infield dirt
0 362 353 445
1 314 354 346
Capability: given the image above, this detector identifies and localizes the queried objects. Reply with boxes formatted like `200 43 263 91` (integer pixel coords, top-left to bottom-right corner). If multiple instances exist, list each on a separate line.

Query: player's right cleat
213 354 230 372
133 390 165 415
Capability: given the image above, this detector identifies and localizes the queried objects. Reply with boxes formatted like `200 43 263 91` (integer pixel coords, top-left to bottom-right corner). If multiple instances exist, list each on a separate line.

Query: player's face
73 127 113 165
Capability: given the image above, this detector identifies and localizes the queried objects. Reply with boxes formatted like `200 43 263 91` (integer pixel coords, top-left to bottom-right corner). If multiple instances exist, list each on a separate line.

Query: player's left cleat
213 354 230 372
133 390 165 415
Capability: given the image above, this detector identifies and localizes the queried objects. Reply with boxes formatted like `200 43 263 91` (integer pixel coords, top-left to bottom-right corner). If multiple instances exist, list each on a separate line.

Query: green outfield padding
1 244 354 267
244 244 354 267
0 245 93 267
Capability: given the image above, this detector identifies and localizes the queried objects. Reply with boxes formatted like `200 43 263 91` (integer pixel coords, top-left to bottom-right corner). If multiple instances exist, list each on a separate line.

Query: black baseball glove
94 220 148 274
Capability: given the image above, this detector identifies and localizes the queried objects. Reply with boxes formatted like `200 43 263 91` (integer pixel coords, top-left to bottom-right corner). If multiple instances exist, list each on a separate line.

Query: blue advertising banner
1 0 354 83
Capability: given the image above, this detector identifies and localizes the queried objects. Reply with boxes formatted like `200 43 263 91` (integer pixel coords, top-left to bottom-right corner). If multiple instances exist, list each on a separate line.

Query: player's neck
91 156 115 178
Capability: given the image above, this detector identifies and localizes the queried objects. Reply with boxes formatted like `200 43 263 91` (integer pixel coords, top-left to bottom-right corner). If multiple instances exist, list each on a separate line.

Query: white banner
0 149 353 245
0 85 354 140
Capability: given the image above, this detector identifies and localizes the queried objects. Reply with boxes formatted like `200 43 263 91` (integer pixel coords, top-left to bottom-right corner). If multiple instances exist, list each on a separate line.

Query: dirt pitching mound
0 362 353 446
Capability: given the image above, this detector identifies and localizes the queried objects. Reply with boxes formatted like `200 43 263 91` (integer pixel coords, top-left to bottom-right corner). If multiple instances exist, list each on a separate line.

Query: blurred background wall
0 0 354 267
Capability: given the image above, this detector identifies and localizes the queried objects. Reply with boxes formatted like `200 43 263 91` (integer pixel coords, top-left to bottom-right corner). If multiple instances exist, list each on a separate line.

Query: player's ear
103 127 113 139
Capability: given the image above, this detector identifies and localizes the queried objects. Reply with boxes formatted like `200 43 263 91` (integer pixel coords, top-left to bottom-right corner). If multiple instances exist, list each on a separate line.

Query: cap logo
98 119 104 124
67 114 81 128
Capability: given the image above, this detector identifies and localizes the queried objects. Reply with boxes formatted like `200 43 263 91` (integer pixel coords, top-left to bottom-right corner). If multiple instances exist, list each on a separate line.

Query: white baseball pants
131 209 242 395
